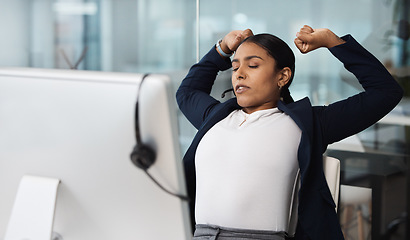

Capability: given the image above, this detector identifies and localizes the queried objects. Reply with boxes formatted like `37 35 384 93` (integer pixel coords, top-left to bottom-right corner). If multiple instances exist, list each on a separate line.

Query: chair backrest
323 156 341 210
288 156 341 236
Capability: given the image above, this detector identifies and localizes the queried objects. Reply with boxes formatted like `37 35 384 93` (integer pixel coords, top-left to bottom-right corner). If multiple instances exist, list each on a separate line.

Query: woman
176 25 403 239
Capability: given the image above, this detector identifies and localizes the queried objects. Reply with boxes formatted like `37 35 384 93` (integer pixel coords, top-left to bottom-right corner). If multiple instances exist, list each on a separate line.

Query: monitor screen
0 68 191 239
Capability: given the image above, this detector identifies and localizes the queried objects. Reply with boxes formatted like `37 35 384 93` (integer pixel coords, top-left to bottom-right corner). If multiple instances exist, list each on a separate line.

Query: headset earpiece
130 144 156 170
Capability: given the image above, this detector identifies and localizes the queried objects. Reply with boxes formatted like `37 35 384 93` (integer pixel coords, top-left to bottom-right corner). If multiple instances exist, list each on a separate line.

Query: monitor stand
4 175 61 240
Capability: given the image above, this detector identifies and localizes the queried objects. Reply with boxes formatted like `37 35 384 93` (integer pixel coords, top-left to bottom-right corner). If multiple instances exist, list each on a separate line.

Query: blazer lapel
278 98 313 184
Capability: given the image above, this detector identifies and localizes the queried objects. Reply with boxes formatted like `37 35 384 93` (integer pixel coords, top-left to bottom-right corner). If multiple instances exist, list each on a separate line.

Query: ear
277 67 292 88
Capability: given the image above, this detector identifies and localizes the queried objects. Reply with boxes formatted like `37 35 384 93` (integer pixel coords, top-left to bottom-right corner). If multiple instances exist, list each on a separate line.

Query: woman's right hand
217 29 254 57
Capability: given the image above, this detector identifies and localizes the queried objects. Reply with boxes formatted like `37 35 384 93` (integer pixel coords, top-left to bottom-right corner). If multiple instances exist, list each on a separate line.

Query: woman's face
231 42 285 114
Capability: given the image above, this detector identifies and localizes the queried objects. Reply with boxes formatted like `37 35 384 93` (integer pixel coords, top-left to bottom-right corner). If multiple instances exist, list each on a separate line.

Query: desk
327 150 409 240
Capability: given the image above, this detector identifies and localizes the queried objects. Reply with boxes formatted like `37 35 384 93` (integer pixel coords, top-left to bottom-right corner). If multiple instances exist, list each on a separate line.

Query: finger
230 34 243 51
296 30 314 43
224 30 241 42
299 26 314 35
302 25 314 33
234 34 242 44
227 28 254 52
299 28 312 34
295 38 310 53
239 29 253 43
294 38 307 53
299 29 311 35
294 38 302 49
242 29 254 38
231 29 253 49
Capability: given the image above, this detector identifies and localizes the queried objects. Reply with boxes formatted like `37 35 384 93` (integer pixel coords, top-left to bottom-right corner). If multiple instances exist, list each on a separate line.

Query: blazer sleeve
176 46 232 129
316 35 403 147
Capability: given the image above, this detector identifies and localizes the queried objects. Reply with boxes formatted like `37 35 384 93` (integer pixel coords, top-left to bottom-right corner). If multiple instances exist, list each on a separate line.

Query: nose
235 66 246 80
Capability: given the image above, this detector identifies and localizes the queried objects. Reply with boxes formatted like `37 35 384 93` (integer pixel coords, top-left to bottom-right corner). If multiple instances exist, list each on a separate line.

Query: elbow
384 83 404 112
176 86 195 118
176 87 182 107
393 83 404 105
176 86 186 110
176 80 190 107
384 75 404 106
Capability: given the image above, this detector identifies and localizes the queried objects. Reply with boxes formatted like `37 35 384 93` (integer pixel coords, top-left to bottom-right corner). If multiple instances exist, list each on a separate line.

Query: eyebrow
232 55 264 63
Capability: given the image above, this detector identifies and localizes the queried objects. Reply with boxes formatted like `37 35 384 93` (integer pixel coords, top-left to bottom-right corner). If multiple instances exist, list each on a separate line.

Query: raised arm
176 29 253 129
295 25 403 147
294 25 346 52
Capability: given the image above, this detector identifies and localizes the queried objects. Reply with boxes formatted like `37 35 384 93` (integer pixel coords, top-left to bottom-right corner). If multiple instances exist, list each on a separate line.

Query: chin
236 98 253 108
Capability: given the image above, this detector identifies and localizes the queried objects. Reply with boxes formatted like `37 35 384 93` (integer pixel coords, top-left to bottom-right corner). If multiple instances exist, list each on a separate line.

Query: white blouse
195 108 302 233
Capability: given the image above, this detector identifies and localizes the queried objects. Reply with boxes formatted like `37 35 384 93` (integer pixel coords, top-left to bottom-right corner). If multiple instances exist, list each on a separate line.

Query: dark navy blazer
176 35 403 239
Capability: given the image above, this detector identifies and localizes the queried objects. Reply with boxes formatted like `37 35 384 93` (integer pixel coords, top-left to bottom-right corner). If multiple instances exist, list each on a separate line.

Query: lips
235 84 250 94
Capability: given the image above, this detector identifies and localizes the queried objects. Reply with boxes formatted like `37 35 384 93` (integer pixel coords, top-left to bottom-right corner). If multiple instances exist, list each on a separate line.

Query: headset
221 88 234 98
130 74 156 170
130 74 189 201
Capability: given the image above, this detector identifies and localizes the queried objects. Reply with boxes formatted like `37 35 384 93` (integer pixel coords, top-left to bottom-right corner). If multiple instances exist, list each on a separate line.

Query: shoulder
279 97 313 116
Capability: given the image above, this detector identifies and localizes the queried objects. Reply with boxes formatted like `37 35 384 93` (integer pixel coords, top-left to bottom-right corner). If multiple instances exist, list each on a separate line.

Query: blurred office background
0 0 409 239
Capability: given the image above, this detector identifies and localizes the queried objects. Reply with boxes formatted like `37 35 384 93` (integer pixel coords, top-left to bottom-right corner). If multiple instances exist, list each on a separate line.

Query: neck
243 103 278 114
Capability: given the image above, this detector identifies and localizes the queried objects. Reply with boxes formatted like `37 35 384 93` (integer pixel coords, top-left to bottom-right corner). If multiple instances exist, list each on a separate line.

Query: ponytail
280 87 294 104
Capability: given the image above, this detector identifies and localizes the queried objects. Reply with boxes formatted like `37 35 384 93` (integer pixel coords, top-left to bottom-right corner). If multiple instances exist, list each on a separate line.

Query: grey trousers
193 224 287 240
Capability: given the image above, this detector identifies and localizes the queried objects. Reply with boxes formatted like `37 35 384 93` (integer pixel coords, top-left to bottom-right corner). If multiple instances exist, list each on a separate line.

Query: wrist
216 39 232 58
325 30 346 48
220 40 233 55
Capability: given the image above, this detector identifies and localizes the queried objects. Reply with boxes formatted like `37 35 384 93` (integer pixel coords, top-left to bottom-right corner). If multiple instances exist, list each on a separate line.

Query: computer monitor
0 68 191 239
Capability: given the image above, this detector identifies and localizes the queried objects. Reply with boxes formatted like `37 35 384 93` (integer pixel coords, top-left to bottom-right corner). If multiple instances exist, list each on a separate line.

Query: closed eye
232 65 257 72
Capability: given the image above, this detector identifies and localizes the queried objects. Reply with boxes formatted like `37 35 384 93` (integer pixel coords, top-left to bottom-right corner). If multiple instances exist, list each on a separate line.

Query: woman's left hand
294 25 346 54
